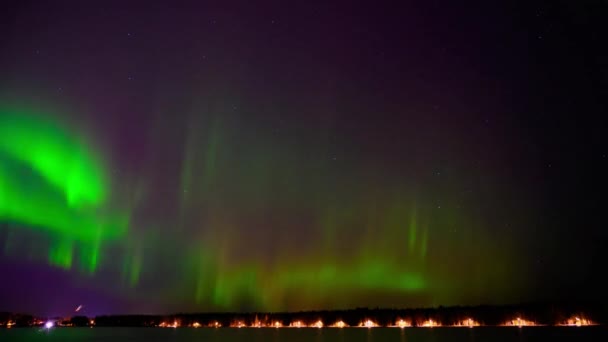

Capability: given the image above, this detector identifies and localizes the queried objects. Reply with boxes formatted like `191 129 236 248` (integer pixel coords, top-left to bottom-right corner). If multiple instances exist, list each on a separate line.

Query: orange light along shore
359 319 379 328
503 317 536 327
330 320 348 328
158 320 179 328
148 313 602 329
230 320 246 328
393 319 412 328
453 318 480 327
312 320 324 328
560 316 595 327
420 319 440 327
289 320 305 328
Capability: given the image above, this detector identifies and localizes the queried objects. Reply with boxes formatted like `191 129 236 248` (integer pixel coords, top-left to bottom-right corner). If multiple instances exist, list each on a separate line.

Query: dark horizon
2 302 606 330
2 300 605 322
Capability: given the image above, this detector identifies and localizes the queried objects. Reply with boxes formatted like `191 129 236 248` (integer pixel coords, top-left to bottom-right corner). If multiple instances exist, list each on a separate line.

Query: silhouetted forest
1 301 605 327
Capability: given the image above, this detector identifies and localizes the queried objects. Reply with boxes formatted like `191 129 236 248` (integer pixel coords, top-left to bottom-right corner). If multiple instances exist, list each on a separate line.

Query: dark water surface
1 327 606 342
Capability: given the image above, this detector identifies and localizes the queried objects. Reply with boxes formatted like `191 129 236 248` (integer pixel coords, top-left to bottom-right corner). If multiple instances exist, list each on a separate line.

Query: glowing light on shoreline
503 317 535 327
191 322 201 328
290 320 304 328
561 316 595 327
312 320 323 328
359 319 379 328
230 321 246 328
44 321 54 329
420 319 439 327
273 321 282 328
453 318 479 327
159 320 179 328
394 319 412 328
330 320 347 328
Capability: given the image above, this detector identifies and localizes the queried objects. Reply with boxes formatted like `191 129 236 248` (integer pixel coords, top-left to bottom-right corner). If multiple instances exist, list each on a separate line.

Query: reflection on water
0 327 605 342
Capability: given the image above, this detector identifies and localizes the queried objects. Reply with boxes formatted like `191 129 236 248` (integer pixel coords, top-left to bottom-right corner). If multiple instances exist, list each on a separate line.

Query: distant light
503 317 535 327
331 320 347 328
360 319 379 328
45 321 54 329
561 316 594 326
395 319 411 328
421 319 440 327
290 320 304 328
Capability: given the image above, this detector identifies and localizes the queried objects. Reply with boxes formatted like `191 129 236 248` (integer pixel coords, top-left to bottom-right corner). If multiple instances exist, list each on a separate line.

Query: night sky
0 1 606 316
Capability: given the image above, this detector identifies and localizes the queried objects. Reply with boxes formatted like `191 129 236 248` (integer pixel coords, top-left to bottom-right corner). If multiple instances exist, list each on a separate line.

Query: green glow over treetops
201 260 425 310
0 106 128 272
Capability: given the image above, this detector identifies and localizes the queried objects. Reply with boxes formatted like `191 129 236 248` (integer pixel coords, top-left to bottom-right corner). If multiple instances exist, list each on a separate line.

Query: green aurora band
0 106 128 272
0 105 521 311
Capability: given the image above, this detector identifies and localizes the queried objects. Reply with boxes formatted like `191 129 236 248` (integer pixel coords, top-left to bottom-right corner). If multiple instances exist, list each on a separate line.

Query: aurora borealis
1 1 606 316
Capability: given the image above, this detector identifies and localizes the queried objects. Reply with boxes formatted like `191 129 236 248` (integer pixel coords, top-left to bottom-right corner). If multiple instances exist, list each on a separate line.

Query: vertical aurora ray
79 238 102 274
180 117 223 205
408 213 417 254
420 226 428 259
48 239 73 270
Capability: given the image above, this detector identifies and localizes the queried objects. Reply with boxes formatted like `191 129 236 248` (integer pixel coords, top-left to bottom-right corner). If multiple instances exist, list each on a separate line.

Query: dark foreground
1 327 606 342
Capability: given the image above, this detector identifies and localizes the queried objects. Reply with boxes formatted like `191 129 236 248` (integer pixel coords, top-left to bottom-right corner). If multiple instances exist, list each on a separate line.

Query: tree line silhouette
1 302 605 327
